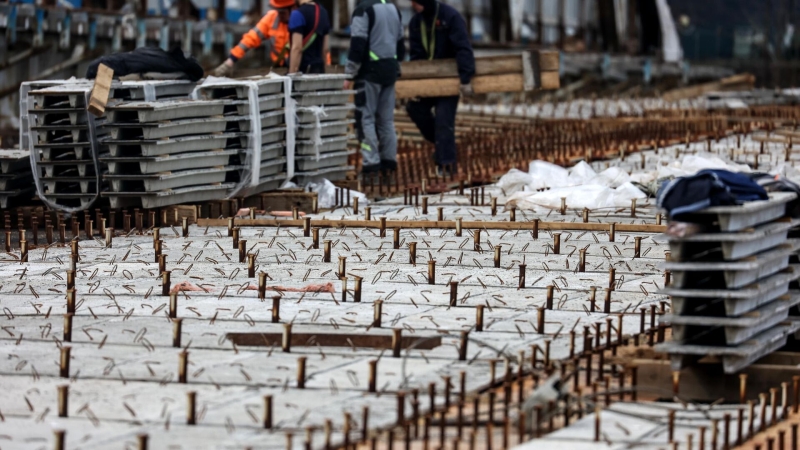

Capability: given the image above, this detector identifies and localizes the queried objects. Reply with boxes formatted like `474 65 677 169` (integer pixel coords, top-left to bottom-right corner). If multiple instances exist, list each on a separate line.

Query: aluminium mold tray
30 109 88 126
103 183 235 209
667 192 796 232
290 74 349 92
0 149 32 174
239 128 286 148
656 320 800 374
296 105 354 124
237 110 286 131
102 149 237 175
293 91 355 107
295 135 351 156
195 78 284 99
105 167 235 192
663 266 800 317
229 94 284 115
104 133 236 157
106 117 229 140
106 100 228 123
667 219 799 260
237 173 288 197
294 165 353 185
295 150 354 171
663 240 800 289
296 120 354 140
112 80 197 100
666 293 800 346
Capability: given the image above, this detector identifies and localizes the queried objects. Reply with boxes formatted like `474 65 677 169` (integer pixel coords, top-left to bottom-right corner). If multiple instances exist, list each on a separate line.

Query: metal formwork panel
240 128 286 148
295 136 351 156
294 165 354 185
0 149 32 174
42 176 99 194
296 105 354 124
664 266 800 317
31 124 90 144
102 149 237 175
106 117 228 140
229 95 284 115
30 109 88 126
293 91 355 107
195 78 284 99
106 100 228 123
668 293 800 345
296 120 354 139
112 80 197 100
664 240 799 289
104 133 234 157
103 183 235 209
658 321 800 374
291 74 349 92
237 110 286 131
295 150 354 171
105 167 235 192
667 219 799 260
668 192 796 232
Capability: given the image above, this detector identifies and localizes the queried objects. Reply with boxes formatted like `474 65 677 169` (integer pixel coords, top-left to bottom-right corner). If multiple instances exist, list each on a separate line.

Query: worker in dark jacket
406 0 475 175
345 0 404 180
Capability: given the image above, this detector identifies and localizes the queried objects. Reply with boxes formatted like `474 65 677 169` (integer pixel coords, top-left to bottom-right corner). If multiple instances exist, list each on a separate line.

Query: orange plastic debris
246 282 334 293
170 281 209 294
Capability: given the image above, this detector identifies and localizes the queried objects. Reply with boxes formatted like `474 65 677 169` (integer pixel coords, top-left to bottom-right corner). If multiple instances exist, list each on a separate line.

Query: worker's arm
230 10 278 63
407 16 425 61
448 12 475 85
395 6 406 62
322 34 330 67
289 32 304 73
287 9 307 73
215 10 277 76
344 5 370 80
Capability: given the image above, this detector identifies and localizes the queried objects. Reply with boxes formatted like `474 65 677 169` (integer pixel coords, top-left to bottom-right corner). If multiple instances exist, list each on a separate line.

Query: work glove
213 60 234 78
459 82 474 98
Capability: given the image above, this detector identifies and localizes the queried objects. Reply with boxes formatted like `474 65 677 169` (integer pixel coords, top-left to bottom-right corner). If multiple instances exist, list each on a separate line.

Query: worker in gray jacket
344 0 405 184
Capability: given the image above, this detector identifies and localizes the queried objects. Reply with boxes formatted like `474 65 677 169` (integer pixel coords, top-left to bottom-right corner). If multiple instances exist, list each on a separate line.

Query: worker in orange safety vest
213 0 330 77
214 0 294 77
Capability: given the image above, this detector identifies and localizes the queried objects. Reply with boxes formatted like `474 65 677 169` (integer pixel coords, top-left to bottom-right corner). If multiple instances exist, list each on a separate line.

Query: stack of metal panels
657 192 800 373
100 99 237 209
193 77 288 195
292 74 355 185
0 149 34 207
27 82 106 210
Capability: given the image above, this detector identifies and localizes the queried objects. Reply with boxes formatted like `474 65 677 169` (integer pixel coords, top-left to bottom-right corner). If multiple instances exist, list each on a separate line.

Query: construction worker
406 0 475 176
287 0 331 74
344 0 404 180
214 0 295 77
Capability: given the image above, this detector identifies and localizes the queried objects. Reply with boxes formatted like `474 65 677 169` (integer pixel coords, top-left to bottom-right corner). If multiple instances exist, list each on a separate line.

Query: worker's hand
213 59 235 78
459 82 474 98
344 80 353 90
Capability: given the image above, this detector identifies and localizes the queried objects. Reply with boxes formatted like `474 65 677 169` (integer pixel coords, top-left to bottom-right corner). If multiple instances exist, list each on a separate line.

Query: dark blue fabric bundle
657 169 769 219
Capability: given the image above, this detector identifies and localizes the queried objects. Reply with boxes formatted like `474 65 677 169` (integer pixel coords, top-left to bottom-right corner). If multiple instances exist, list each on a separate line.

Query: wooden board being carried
395 50 560 99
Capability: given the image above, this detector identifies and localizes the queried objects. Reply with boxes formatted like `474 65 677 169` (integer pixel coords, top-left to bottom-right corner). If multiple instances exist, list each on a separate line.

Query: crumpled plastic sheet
308 179 369 209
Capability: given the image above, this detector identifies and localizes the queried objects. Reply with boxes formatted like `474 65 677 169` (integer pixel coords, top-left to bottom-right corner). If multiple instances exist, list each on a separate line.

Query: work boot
381 160 397 188
360 163 381 191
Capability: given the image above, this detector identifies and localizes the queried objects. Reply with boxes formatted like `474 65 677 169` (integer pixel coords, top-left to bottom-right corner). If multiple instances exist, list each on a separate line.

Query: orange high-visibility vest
231 10 291 66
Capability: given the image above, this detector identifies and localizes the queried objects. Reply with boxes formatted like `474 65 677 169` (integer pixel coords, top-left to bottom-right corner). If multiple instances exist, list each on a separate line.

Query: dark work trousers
405 95 460 167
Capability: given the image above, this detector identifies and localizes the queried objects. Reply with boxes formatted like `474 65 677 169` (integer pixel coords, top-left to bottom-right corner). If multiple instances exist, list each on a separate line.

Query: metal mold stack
193 77 288 195
292 74 355 185
0 149 34 207
100 100 237 209
27 82 107 209
657 192 800 373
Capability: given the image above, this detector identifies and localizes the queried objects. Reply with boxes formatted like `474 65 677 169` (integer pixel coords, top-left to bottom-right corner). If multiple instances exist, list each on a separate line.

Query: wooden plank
396 73 525 99
537 50 560 72
399 54 525 80
227 332 442 350
662 73 755 102
87 63 114 117
539 71 561 90
196 217 666 233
